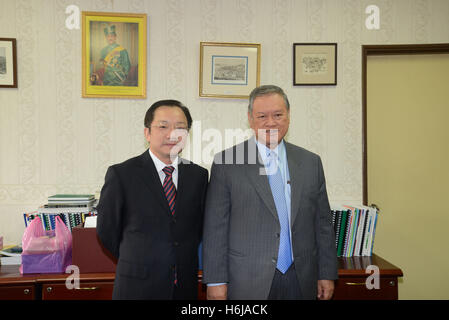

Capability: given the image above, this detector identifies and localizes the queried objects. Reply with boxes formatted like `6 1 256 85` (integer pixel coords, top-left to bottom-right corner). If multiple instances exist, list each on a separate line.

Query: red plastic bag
20 216 72 274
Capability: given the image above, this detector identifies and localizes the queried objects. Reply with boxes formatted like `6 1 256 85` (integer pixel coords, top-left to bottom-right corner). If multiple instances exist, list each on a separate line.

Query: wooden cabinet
0 254 402 300
0 284 35 300
41 281 114 300
334 277 399 300
333 254 403 300
37 272 115 300
0 265 37 300
0 265 115 300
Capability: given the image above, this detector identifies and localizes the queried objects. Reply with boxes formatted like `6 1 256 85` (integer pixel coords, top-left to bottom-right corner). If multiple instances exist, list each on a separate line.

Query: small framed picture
0 38 18 88
199 42 261 99
293 43 337 86
82 11 147 98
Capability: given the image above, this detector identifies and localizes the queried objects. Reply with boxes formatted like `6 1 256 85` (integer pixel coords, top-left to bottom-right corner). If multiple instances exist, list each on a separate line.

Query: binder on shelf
331 204 379 257
23 194 98 233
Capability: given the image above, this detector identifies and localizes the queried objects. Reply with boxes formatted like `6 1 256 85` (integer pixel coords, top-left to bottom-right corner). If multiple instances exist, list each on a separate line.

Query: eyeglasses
149 124 188 133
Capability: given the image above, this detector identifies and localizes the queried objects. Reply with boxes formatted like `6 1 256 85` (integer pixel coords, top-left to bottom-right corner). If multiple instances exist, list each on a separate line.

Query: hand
317 280 334 300
207 284 228 300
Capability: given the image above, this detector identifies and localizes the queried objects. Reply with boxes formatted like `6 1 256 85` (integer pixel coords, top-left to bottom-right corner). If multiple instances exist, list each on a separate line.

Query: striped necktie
162 166 176 215
267 152 293 274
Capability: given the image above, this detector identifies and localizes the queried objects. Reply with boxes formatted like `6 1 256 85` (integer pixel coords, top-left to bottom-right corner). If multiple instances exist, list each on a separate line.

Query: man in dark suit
202 85 338 300
97 100 208 300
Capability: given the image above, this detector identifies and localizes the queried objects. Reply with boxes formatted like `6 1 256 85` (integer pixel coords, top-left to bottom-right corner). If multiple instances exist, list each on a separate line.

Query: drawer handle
47 286 52 293
74 287 99 291
24 288 30 295
345 282 366 286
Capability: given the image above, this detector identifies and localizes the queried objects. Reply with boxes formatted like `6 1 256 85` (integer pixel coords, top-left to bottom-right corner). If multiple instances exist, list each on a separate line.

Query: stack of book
0 245 22 265
331 204 378 257
23 194 98 232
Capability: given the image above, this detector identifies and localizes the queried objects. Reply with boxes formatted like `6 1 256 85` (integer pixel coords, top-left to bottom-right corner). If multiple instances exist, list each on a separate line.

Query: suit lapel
244 139 279 221
285 142 305 226
244 139 306 225
137 150 171 215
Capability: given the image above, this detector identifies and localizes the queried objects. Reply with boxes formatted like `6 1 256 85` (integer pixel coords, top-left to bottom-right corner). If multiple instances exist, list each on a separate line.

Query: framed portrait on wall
0 38 18 88
199 42 261 99
82 11 147 98
293 43 337 85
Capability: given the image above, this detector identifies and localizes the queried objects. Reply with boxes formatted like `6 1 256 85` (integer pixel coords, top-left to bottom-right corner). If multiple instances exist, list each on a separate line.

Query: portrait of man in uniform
98 25 131 86
89 22 138 87
82 12 146 98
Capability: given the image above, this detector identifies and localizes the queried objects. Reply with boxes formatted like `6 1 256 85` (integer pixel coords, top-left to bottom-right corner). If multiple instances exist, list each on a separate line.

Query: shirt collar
148 148 178 173
253 136 285 164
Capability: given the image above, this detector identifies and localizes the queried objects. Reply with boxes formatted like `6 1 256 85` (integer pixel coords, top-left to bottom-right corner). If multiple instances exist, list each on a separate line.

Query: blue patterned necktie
162 166 176 215
267 152 293 274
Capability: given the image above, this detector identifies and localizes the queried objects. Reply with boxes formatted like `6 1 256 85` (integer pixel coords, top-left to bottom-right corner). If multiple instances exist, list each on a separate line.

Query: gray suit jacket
202 138 338 299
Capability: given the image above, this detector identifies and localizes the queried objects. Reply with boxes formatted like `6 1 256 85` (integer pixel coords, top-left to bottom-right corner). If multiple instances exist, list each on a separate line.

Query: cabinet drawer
0 285 35 300
333 277 398 300
42 281 114 300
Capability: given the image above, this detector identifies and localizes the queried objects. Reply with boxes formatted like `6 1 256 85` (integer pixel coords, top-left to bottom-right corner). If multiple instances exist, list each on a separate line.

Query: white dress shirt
148 149 179 188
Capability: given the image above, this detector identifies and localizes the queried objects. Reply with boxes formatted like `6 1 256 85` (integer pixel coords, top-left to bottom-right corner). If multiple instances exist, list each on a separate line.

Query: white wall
1 0 448 244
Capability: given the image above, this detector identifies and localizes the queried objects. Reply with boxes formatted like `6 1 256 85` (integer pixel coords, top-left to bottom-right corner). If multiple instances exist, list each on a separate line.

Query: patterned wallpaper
0 0 448 243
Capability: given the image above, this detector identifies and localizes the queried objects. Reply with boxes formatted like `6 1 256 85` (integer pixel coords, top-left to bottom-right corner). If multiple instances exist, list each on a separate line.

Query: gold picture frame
199 42 261 99
293 43 337 86
82 11 147 98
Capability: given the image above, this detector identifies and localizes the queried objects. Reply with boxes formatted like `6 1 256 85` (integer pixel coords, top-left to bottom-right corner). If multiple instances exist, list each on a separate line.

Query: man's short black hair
144 99 193 130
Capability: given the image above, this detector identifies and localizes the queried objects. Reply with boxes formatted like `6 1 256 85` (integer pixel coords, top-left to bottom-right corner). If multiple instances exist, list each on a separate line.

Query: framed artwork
82 11 147 98
199 42 261 99
293 43 337 85
0 38 18 88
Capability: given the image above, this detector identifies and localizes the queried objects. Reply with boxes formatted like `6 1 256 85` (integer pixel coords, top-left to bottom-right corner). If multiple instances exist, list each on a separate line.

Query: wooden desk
0 254 402 300
0 265 115 300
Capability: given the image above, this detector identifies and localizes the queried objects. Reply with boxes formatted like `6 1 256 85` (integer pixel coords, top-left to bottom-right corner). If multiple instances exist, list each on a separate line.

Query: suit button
272 258 277 264
174 242 179 247
172 218 177 224
276 233 280 238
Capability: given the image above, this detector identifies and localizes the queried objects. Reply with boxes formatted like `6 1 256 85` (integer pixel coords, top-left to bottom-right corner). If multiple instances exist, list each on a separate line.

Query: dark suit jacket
202 139 338 299
97 150 208 299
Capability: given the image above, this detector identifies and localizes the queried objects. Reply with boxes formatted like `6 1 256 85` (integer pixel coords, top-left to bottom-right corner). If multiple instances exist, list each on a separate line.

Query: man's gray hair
248 85 290 114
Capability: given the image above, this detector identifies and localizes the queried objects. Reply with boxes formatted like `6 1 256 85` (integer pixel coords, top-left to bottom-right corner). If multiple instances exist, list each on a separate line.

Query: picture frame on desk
82 11 147 99
0 38 18 88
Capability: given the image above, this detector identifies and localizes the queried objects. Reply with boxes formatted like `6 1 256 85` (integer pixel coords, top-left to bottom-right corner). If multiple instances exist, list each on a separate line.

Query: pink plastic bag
20 216 72 274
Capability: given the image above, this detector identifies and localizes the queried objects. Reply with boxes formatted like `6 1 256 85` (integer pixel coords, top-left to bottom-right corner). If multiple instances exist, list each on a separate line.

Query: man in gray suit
202 85 338 300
